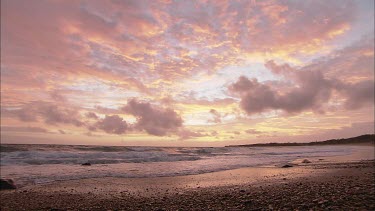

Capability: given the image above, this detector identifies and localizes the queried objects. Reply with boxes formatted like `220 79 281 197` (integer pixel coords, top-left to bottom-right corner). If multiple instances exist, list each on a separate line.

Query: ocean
0 144 373 187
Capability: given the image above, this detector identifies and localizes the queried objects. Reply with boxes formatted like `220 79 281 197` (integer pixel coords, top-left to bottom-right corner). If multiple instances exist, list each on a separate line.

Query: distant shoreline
1 134 374 149
226 134 375 147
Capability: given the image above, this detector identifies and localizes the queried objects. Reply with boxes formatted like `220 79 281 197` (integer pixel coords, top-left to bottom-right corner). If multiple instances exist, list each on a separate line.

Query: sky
1 0 374 146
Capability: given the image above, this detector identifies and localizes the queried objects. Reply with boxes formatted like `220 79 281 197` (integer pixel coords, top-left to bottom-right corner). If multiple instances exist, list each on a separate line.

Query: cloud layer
12 101 83 126
1 0 374 145
123 99 183 136
229 37 374 116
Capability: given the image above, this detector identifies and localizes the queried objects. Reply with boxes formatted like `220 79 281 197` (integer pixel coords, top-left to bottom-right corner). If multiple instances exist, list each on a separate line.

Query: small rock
0 178 17 190
243 200 252 205
302 159 311 163
81 162 91 166
282 164 293 168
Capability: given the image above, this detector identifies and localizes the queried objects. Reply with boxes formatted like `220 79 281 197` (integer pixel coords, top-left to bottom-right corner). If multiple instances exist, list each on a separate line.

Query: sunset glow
1 0 374 146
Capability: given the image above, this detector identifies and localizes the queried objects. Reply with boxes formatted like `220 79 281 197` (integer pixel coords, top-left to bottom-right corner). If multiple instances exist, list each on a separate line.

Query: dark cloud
17 108 38 122
341 80 375 110
208 109 222 123
85 112 99 119
122 99 183 136
87 125 97 131
229 76 279 114
177 129 206 140
9 98 183 136
42 105 84 126
50 90 67 102
58 129 66 134
230 57 374 115
95 115 128 134
232 131 241 135
13 101 84 126
211 130 219 136
310 36 374 82
267 57 374 112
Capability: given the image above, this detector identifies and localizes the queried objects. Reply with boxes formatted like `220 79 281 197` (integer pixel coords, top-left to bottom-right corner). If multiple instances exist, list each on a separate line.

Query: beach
1 0 374 209
1 159 374 210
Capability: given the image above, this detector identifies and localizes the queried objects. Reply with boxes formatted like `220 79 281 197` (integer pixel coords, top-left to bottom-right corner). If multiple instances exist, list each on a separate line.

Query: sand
1 160 374 210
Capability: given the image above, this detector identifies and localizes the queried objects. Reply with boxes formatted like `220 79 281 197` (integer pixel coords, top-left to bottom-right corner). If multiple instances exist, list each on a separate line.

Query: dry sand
1 159 374 210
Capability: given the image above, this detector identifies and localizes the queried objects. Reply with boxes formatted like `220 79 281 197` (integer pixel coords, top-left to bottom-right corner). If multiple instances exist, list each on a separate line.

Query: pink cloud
230 49 374 115
177 129 206 140
10 101 84 126
85 112 99 119
1 0 359 96
94 115 128 134
1 0 373 144
208 109 222 123
0 0 362 126
245 129 263 135
123 99 183 136
341 80 374 109
1 126 49 133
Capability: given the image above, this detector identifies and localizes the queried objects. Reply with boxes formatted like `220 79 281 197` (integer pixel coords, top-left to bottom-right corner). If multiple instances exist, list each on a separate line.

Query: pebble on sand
281 164 293 168
81 162 92 166
302 159 312 163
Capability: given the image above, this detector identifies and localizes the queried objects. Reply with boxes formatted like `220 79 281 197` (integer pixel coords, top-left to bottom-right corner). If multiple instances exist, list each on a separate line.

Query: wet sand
1 159 374 210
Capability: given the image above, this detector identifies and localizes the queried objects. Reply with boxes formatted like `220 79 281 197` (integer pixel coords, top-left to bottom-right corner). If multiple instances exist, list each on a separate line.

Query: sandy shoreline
1 159 374 210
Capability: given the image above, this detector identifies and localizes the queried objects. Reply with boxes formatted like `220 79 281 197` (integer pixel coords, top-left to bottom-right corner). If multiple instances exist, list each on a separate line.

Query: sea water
0 144 373 187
